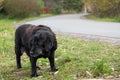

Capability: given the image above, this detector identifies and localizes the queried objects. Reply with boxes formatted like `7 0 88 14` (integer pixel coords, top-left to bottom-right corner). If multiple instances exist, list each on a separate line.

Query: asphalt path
25 14 120 45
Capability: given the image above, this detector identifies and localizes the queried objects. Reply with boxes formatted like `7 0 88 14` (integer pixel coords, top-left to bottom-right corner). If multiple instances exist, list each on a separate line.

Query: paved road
25 14 120 45
26 14 120 39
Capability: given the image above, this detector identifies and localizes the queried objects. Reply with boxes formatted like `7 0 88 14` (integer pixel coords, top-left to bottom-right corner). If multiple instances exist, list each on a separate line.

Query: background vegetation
86 14 120 22
1 0 120 22
0 0 4 11
61 0 83 13
82 0 120 22
0 0 84 18
3 0 44 18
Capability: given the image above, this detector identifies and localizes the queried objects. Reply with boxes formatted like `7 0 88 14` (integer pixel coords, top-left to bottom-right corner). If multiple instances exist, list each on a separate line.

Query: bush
83 0 120 17
61 0 83 12
52 6 61 14
4 0 44 18
0 0 4 11
37 0 44 10
90 59 111 78
42 7 53 13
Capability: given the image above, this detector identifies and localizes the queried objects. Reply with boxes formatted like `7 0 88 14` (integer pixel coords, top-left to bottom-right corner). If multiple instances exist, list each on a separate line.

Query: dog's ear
29 35 39 46
52 38 57 50
29 36 33 46
44 35 54 52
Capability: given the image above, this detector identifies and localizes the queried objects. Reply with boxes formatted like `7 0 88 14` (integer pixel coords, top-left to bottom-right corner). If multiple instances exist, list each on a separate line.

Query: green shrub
90 59 111 78
0 0 4 11
83 0 120 17
52 6 61 14
4 0 44 18
37 0 44 10
61 0 83 12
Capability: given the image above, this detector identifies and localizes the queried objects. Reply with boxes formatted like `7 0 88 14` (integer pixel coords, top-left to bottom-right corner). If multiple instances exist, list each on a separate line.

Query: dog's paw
31 76 43 79
17 66 22 69
51 68 58 72
31 74 38 78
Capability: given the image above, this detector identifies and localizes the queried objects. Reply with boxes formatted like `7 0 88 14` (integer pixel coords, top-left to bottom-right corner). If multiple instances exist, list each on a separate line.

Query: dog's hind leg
15 45 23 68
15 36 23 68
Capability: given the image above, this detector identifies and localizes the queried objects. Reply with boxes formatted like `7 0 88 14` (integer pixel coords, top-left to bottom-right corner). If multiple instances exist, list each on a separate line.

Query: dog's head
29 30 54 57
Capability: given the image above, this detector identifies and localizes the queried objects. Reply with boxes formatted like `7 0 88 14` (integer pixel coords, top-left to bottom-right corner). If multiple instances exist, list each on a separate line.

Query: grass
0 14 120 80
85 15 120 22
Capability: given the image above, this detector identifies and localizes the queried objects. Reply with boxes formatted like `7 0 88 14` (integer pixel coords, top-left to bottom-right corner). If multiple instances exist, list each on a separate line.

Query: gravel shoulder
56 32 120 46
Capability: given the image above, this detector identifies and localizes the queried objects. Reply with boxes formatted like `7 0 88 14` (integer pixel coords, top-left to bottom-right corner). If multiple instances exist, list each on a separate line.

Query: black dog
15 24 58 77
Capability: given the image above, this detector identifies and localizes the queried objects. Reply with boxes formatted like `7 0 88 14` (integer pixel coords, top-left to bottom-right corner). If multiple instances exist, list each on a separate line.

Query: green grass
19 14 54 22
86 15 120 22
0 14 120 80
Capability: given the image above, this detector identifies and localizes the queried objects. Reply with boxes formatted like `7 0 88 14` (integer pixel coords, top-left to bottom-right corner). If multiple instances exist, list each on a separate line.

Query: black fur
15 24 58 77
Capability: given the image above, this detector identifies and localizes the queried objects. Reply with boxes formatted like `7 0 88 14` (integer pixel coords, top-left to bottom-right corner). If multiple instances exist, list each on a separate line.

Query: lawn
0 14 120 80
85 15 120 22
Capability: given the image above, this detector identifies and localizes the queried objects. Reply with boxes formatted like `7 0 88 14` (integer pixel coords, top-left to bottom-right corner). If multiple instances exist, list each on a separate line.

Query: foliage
86 15 120 22
61 0 83 12
52 6 61 14
0 0 4 11
36 0 44 10
83 0 120 17
90 59 111 77
42 7 53 13
4 0 44 18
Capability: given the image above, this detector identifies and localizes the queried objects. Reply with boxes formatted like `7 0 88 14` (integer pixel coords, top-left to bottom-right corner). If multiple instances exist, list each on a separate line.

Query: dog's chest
38 52 50 58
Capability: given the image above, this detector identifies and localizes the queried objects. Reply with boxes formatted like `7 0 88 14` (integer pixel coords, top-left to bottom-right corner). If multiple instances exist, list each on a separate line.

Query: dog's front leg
48 51 58 72
30 57 38 77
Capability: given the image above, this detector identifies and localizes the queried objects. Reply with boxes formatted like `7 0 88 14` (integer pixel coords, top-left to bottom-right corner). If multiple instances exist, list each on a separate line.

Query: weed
90 59 111 78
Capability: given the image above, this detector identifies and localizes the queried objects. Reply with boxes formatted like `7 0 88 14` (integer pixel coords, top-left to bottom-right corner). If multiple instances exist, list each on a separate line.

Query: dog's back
15 24 55 48
16 24 53 37
15 24 36 39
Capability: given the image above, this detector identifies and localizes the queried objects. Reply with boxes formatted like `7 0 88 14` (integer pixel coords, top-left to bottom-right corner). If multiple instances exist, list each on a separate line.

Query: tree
43 0 61 8
0 0 4 11
61 0 83 12
4 0 43 18
82 0 120 17
44 0 56 8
